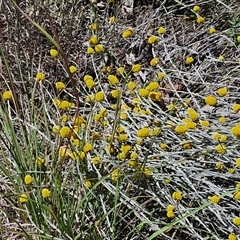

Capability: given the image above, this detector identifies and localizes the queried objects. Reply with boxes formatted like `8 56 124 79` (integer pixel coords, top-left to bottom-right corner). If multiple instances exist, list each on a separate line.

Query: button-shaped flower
19 193 29 203
204 95 217 106
2 91 12 100
36 72 45 81
108 75 119 85
69 65 78 74
122 28 133 38
42 188 51 198
172 191 182 201
50 49 59 58
24 174 33 185
147 35 159 45
55 81 66 91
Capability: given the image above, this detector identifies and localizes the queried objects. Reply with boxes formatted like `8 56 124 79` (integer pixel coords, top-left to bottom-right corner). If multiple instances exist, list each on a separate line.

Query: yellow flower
228 168 235 174
35 157 45 167
87 47 95 54
132 64 142 73
91 156 101 165
193 5 200 12
122 28 133 38
69 65 78 74
200 119 210 127
232 103 240 113
116 67 125 75
174 125 187 134
89 22 99 30
204 95 217 106
218 55 224 61
233 191 240 200
150 58 160 67
160 143 168 151
19 193 28 203
219 116 226 123
208 195 220 204
130 151 138 159
95 44 104 53
2 91 12 100
167 210 175 218
95 91 105 102
149 91 161 101
50 49 59 57
137 127 150 138
182 140 192 149
119 133 128 142
128 81 137 91
209 27 216 34
85 180 92 188
111 169 121 181
233 217 240 226
108 75 119 85
231 124 240 139
236 158 240 168
187 108 199 121
85 79 95 88
138 88 149 97
83 143 93 153
146 81 159 91
55 81 66 91
24 174 33 185
147 35 159 45
167 205 174 211
157 26 166 35
89 35 98 45
109 16 116 24
36 72 45 81
157 72 165 79
217 87 228 96
111 89 120 98
196 16 205 24
143 167 153 176
237 36 240 43
215 162 224 170
172 191 182 201
215 144 227 154
228 233 237 240
41 188 51 198
185 56 194 65
60 126 72 138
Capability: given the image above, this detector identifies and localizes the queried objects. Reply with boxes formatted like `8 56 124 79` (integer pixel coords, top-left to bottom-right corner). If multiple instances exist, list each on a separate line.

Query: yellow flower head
87 47 95 54
55 81 66 91
116 67 126 75
109 16 116 24
111 169 121 181
149 91 161 101
89 22 99 30
41 188 51 198
2 91 13 100
174 125 187 134
83 143 93 153
209 27 217 34
208 195 220 204
89 35 98 46
217 87 228 96
35 157 45 167
95 44 104 53
19 193 29 203
69 65 78 74
95 91 105 102
193 5 200 12
187 108 199 121
50 49 59 57
172 191 182 201
204 95 217 106
150 58 160 67
215 144 227 154
138 88 149 98
111 89 120 98
146 81 159 91
236 158 240 168
137 127 150 138
36 72 45 81
218 55 224 61
157 72 165 79
85 180 92 188
233 217 240 226
132 64 142 73
91 156 101 165
237 36 240 43
158 26 166 35
24 174 33 185
128 81 137 91
232 103 240 113
108 75 119 85
147 35 159 45
231 124 240 139
185 56 194 65
60 126 72 138
122 28 133 38
167 210 175 218
200 119 210 127
228 233 237 240
196 16 205 24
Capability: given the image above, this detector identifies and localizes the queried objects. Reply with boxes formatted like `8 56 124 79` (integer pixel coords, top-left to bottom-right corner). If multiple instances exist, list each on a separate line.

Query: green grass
1 0 240 239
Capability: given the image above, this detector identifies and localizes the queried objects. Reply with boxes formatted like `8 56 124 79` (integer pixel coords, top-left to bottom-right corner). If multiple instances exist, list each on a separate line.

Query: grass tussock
1 0 240 239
